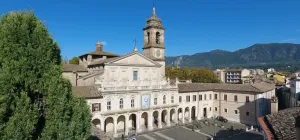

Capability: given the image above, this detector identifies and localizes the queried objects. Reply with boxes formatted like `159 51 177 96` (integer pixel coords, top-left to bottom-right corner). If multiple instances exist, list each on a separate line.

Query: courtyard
113 119 264 140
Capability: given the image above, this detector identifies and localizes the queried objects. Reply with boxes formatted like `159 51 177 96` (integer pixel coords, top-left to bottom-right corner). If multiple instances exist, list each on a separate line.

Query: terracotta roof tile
79 51 119 57
88 57 120 66
178 82 275 93
262 107 300 140
62 64 88 72
72 86 101 98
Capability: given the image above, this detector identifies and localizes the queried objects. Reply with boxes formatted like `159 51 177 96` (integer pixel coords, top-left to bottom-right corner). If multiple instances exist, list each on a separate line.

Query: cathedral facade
63 6 276 138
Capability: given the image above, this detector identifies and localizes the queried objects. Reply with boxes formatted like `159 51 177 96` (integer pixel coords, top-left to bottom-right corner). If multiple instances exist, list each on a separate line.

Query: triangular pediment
106 52 161 67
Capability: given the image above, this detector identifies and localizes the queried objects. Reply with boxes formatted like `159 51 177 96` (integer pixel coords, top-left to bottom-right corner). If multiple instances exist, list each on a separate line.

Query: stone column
158 110 162 128
167 109 171 126
197 107 201 120
148 111 153 131
113 116 117 137
125 114 129 136
182 111 185 124
175 109 178 124
100 117 105 131
136 112 141 132
189 109 192 122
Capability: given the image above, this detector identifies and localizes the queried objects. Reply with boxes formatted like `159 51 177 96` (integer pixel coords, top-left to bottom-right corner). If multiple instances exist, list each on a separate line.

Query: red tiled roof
258 117 275 140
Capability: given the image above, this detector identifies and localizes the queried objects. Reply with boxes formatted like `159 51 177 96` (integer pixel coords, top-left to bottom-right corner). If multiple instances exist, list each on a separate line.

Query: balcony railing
100 84 178 92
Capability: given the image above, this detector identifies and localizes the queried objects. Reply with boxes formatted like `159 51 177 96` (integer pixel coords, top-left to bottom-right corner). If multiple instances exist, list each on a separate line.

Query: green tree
165 67 220 83
69 57 79 65
0 11 91 139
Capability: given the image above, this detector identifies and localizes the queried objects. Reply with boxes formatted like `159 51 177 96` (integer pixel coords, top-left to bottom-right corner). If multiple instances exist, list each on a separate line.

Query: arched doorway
161 110 168 125
191 106 196 120
184 107 189 121
152 111 159 128
129 114 136 131
92 119 101 129
104 117 114 132
141 112 148 130
178 108 183 122
170 109 175 123
117 115 125 133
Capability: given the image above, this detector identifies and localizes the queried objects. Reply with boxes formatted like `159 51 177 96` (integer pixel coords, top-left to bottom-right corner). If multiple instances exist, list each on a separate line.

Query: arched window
119 98 123 109
171 95 174 103
131 98 135 108
147 32 150 44
156 32 160 44
107 100 111 110
163 95 166 104
154 96 157 105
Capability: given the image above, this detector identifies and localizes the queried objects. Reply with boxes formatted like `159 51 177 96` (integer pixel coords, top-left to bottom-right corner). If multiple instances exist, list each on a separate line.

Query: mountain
166 43 300 68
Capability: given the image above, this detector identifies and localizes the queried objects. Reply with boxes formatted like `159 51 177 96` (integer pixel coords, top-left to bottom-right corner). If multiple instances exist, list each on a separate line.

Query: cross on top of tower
133 38 138 52
152 3 156 16
133 38 138 47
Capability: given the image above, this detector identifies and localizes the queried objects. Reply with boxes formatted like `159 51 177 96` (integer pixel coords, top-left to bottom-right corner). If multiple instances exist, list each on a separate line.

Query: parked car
216 116 228 123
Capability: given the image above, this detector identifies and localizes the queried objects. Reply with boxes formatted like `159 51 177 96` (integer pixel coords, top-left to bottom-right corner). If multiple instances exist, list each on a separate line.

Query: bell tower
143 5 166 76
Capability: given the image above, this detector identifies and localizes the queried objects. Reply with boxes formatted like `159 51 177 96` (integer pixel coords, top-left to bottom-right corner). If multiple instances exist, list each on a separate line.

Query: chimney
96 41 103 52
270 96 278 114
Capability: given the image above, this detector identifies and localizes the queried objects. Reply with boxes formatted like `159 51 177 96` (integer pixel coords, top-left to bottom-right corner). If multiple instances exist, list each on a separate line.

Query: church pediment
106 52 161 67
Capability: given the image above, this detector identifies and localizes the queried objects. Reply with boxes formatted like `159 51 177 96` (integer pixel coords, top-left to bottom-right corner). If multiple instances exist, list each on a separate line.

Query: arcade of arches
92 106 197 136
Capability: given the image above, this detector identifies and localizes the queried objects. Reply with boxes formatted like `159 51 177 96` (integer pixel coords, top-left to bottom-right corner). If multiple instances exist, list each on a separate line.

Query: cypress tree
0 11 91 139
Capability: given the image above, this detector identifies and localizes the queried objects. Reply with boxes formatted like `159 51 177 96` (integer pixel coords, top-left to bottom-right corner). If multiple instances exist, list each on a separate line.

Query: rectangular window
215 107 218 111
186 96 190 102
107 101 111 110
210 107 211 111
204 94 206 100
179 96 182 103
92 103 101 112
224 108 228 113
214 94 217 100
246 112 250 116
154 97 157 105
246 96 250 102
133 71 138 80
131 99 135 108
171 96 174 103
234 95 238 102
224 95 227 101
193 95 196 101
235 110 238 114
209 94 212 100
199 95 202 101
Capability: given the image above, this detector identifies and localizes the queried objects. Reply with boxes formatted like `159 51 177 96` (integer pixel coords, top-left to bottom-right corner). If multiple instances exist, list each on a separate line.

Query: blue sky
1 0 300 58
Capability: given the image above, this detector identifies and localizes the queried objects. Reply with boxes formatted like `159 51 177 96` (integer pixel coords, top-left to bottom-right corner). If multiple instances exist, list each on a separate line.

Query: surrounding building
62 6 276 138
214 69 225 83
290 76 300 100
258 107 300 140
267 68 275 73
223 69 250 84
249 69 265 75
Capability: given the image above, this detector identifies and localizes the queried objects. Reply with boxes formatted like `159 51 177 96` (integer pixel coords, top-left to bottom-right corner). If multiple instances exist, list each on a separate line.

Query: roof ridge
249 84 262 92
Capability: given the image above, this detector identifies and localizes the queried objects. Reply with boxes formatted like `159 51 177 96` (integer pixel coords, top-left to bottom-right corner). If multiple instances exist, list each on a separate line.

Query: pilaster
158 110 162 128
148 111 153 130
113 116 117 137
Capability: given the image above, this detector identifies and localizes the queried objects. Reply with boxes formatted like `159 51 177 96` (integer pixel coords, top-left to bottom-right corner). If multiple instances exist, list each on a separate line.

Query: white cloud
101 41 107 46
280 38 296 43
